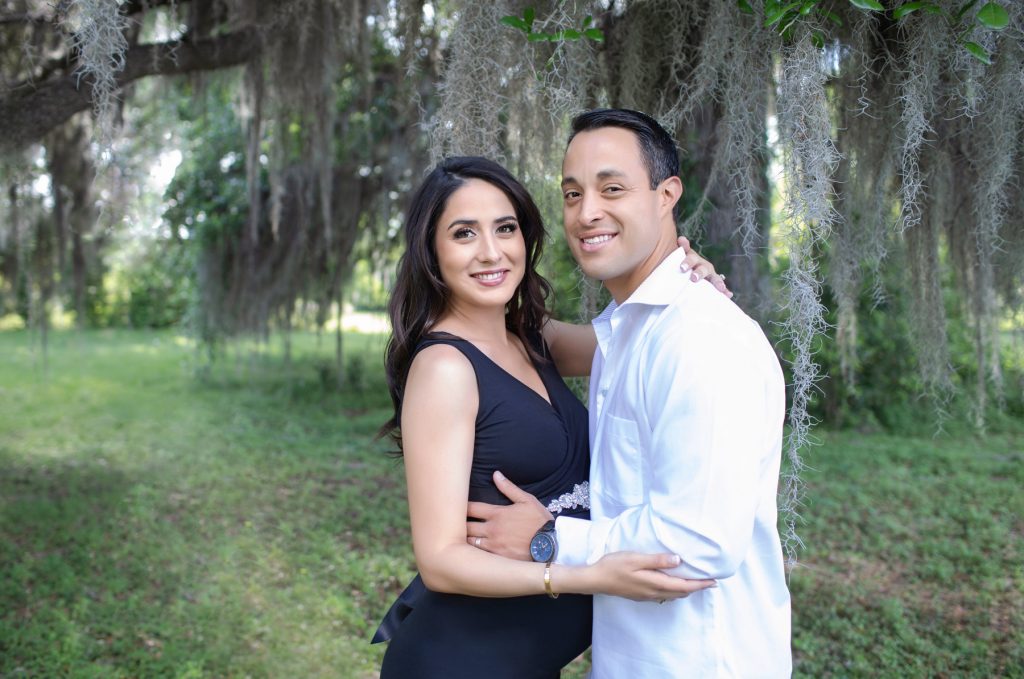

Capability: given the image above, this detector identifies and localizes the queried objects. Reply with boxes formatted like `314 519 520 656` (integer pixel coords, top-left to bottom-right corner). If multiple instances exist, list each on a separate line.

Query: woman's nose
476 232 501 262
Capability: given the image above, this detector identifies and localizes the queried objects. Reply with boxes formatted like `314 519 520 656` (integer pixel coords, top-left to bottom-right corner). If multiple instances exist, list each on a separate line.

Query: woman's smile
470 269 511 286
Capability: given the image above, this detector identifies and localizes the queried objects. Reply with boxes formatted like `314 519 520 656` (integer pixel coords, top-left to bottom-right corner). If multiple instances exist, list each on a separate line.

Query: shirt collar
591 247 685 351
618 246 687 308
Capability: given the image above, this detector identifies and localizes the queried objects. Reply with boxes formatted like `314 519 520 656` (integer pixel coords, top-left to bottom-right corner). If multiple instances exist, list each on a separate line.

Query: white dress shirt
555 248 792 678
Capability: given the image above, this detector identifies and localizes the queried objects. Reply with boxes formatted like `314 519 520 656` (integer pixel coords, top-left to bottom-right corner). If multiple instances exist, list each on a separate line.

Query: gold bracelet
544 563 559 599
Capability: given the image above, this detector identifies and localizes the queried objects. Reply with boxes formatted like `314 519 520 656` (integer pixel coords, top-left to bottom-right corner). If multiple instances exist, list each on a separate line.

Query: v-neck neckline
426 331 556 410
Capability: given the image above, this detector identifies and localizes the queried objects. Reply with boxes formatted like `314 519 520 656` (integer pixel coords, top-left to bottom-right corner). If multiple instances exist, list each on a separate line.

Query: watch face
530 533 555 563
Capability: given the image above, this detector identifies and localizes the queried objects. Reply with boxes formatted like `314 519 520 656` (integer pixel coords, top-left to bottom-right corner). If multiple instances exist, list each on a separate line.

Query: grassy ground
1 329 1021 678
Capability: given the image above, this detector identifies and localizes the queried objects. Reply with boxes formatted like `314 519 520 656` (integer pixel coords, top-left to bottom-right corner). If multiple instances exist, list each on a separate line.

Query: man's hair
568 108 680 190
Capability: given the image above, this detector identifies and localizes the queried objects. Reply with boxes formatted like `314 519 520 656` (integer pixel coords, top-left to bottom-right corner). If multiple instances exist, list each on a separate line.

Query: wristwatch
530 519 558 563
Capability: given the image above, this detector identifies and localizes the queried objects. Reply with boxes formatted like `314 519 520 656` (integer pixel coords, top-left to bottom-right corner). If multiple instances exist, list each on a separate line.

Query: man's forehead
564 127 644 168
561 168 628 187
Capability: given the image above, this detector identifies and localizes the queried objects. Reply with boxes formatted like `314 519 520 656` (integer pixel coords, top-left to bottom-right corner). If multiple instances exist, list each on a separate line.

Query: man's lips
579 232 617 252
470 269 510 286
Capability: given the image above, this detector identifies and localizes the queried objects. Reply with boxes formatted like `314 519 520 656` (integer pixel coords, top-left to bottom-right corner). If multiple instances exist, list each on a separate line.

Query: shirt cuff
553 516 591 567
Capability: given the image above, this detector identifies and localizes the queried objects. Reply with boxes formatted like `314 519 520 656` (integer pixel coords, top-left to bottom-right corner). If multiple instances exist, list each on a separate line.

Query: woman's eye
453 228 474 239
497 222 518 234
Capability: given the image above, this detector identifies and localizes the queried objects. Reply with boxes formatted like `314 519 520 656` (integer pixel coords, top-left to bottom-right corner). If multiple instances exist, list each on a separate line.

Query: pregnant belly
381 591 592 678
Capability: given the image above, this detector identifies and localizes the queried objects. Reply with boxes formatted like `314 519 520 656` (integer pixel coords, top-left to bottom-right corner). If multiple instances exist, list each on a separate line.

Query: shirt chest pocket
595 414 644 508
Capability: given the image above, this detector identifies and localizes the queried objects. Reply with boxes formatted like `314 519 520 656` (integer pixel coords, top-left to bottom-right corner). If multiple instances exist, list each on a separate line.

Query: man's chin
576 265 606 281
575 261 618 282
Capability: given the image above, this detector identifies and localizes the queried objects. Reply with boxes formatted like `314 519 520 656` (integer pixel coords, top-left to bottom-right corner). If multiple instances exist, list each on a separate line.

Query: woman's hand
562 552 716 602
678 236 733 299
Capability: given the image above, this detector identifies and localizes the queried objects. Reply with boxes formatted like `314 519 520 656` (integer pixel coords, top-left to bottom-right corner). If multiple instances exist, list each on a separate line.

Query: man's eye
604 186 623 193
563 191 580 201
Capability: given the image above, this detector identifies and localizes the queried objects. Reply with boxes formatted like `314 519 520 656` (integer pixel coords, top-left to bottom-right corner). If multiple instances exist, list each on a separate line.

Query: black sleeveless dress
377 332 592 679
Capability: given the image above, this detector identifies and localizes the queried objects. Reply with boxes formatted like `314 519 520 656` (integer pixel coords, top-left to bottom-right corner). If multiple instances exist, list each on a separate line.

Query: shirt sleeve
557 310 777 580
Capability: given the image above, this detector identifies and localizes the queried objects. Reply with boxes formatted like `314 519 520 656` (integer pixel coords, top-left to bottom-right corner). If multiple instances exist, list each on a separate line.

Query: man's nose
578 193 603 225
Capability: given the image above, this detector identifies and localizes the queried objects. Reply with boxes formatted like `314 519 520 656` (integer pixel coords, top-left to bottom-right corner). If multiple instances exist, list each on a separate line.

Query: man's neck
605 232 678 305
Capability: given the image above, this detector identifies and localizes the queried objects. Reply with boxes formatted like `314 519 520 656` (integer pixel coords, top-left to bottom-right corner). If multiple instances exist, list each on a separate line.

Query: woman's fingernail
494 470 505 481
672 555 682 565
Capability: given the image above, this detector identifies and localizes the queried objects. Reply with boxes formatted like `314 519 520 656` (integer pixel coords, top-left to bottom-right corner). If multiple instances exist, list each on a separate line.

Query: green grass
1 329 1021 678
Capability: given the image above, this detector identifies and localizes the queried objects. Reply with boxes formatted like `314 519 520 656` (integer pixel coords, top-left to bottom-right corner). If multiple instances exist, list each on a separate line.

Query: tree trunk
46 120 96 327
684 103 770 322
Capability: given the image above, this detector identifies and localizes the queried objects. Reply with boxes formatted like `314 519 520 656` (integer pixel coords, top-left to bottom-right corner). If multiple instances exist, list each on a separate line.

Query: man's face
560 127 677 302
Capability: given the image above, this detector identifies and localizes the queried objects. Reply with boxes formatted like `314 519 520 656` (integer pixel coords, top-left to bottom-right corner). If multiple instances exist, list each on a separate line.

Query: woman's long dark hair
381 156 553 450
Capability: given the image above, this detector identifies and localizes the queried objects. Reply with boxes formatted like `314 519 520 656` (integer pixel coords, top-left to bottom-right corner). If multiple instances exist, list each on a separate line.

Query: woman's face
433 178 527 314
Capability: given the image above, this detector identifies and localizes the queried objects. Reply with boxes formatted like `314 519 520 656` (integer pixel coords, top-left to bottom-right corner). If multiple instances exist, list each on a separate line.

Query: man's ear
659 176 683 216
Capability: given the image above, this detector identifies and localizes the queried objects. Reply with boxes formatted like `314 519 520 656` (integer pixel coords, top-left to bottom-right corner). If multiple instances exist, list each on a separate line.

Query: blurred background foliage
0 1 1021 431
1 1 1022 676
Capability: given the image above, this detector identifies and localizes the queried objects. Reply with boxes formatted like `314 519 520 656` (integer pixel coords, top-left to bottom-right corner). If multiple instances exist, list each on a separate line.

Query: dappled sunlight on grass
1 329 1021 677
1 329 408 678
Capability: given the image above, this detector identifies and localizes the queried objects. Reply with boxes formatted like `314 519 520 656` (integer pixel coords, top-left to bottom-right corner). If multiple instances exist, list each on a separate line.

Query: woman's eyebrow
447 216 516 230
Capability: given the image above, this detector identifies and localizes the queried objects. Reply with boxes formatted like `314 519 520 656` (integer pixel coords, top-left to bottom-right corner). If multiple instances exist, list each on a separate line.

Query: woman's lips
471 269 510 286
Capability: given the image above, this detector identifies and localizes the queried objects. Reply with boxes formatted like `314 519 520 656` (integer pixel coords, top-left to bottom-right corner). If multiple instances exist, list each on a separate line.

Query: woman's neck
433 303 509 346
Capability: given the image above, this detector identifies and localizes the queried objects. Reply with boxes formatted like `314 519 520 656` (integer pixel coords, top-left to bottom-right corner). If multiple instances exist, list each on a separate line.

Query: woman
377 157 719 678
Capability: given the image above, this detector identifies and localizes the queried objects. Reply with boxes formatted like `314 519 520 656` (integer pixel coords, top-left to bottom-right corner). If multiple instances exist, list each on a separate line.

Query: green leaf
956 0 979 19
800 1 817 15
964 40 992 63
737 0 755 15
780 13 802 34
583 15 594 28
976 2 1010 29
500 15 530 32
584 27 605 41
524 7 535 29
766 2 801 26
894 2 927 19
562 29 582 40
817 7 844 25
849 0 885 10
811 30 825 48
527 32 550 42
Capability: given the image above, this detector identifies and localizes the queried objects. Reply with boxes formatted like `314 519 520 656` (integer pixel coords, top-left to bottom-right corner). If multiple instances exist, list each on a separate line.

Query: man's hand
678 236 733 299
466 471 553 561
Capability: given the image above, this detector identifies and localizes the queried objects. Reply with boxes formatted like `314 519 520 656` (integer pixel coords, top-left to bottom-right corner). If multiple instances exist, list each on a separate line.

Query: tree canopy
1 0 1022 561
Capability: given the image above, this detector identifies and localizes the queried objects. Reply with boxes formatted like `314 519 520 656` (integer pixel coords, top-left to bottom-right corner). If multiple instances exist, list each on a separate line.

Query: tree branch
0 12 49 25
0 28 259 154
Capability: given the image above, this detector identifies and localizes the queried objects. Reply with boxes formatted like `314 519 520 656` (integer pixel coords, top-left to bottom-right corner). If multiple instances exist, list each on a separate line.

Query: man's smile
579 232 617 252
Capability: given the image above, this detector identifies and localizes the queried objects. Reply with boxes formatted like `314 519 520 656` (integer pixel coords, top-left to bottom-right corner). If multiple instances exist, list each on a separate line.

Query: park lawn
1 329 1021 678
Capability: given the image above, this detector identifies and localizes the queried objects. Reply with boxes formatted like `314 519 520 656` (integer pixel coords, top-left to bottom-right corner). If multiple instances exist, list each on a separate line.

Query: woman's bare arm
400 344 712 600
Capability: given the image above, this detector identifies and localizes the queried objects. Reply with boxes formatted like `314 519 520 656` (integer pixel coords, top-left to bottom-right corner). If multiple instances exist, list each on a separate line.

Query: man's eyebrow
560 169 628 187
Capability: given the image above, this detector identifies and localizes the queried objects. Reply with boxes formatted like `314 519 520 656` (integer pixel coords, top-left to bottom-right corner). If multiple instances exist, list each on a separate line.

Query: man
467 109 791 678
